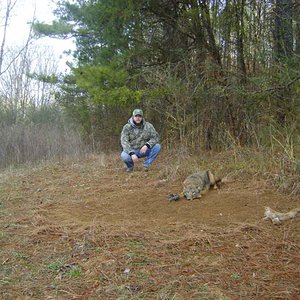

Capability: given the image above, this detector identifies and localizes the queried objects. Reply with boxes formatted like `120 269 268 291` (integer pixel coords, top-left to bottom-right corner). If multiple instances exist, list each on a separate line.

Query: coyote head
183 188 201 200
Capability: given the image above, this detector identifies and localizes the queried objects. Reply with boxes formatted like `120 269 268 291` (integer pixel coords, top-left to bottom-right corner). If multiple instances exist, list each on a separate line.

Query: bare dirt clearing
1 154 299 299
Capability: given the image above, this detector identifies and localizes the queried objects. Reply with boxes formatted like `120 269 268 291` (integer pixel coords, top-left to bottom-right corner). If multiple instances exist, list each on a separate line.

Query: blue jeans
120 143 161 170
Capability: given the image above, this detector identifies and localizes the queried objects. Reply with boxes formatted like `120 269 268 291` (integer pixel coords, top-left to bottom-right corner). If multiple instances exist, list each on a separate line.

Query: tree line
33 0 299 151
2 0 300 157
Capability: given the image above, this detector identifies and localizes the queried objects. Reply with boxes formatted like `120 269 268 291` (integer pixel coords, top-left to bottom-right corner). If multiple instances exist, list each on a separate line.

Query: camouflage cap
132 108 143 116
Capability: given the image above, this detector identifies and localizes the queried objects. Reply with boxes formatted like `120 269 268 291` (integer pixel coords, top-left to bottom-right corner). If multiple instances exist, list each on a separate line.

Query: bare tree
0 44 60 124
0 0 34 76
0 0 18 74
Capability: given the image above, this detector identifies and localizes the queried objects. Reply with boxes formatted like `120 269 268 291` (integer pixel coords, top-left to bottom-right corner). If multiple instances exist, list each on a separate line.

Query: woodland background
1 0 300 170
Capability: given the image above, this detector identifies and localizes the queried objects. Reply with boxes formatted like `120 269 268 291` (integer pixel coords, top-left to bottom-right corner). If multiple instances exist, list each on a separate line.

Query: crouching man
120 109 161 172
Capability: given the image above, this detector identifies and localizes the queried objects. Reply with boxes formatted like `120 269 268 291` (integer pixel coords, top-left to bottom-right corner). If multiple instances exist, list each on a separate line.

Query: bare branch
0 0 35 76
0 0 18 74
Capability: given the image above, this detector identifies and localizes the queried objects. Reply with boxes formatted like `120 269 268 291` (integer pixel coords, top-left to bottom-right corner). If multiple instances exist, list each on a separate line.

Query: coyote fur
168 170 221 201
263 206 300 225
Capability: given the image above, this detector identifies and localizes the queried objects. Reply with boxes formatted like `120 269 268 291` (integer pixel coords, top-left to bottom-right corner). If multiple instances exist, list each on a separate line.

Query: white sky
4 0 75 72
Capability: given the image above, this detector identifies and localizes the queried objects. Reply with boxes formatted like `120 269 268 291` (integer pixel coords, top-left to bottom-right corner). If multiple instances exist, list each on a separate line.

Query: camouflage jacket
121 118 160 154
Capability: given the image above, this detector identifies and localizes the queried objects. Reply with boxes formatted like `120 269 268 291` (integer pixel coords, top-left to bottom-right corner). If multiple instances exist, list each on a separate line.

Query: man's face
133 114 143 124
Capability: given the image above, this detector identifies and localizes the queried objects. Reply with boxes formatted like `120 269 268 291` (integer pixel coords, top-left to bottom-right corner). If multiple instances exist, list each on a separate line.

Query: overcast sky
4 0 75 71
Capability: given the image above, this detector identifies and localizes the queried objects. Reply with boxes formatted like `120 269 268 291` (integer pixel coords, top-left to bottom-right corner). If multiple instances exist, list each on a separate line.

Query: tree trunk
200 0 222 67
273 0 293 60
234 0 247 82
295 2 300 54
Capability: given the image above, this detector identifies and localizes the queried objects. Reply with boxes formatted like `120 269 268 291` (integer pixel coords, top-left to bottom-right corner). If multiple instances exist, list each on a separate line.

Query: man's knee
121 151 131 162
153 143 161 153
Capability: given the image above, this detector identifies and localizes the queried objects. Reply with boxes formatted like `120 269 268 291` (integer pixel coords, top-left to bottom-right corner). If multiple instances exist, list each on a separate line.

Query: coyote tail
264 207 300 225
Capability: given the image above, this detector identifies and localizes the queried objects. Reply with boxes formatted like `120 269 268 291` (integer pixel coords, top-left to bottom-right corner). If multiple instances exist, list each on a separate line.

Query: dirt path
1 154 299 299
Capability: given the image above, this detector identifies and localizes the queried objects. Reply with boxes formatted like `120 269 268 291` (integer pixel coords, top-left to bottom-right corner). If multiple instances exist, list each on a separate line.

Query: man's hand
131 154 139 162
140 145 148 154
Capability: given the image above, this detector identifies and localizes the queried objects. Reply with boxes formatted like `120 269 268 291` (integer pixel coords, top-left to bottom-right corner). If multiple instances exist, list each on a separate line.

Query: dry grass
0 124 89 169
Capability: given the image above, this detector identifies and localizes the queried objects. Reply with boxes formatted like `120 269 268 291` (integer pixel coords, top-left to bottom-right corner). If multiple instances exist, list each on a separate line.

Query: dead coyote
168 170 221 201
